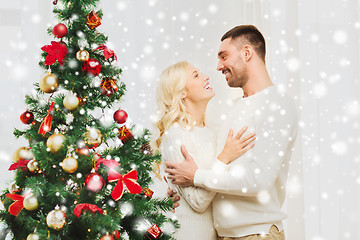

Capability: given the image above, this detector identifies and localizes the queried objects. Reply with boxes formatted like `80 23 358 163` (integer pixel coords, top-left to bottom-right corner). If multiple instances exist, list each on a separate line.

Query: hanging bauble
39 73 59 93
46 209 67 230
20 110 34 124
85 173 104 192
113 109 128 124
84 128 102 149
76 146 90 156
46 133 65 153
81 58 101 76
61 157 78 173
76 50 90 61
27 160 39 172
27 233 40 240
118 126 133 144
100 234 114 240
113 231 120 239
52 23 68 38
63 93 80 111
23 194 39 211
13 147 33 162
86 10 101 30
100 78 118 96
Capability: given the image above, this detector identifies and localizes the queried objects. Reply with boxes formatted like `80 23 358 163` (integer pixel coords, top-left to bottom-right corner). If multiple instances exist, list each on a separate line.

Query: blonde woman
155 61 256 239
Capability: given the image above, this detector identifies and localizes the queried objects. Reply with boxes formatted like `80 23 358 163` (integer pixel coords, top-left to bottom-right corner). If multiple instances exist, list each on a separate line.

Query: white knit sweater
160 124 217 240
194 85 299 237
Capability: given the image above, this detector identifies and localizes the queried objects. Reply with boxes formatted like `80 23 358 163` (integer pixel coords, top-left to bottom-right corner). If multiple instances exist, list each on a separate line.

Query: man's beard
228 68 248 88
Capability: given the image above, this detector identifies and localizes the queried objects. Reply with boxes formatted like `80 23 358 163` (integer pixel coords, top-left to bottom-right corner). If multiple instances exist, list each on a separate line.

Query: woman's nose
200 72 209 80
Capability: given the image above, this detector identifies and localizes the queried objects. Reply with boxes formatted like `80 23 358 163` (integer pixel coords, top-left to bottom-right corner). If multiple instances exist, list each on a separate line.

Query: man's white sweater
194 85 299 237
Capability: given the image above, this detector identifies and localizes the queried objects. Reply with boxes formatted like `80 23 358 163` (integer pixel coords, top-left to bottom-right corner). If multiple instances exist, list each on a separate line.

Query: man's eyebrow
218 51 225 57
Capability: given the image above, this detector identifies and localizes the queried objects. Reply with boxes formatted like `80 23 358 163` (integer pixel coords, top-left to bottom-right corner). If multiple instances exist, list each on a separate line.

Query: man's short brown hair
221 25 266 61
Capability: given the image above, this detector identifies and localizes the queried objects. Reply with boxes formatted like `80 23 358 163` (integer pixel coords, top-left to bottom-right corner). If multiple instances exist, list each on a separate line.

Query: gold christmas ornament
76 49 90 61
46 133 65 153
27 233 40 240
62 157 78 173
84 128 102 149
23 194 39 211
27 160 39 172
63 93 80 111
46 209 67 230
39 73 59 93
13 147 33 162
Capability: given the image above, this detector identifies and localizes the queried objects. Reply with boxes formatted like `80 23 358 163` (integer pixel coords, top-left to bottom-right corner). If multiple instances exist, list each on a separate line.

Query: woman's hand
217 126 256 165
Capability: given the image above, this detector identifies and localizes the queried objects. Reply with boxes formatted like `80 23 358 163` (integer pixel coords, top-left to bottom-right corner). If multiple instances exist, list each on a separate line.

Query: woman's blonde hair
154 61 197 150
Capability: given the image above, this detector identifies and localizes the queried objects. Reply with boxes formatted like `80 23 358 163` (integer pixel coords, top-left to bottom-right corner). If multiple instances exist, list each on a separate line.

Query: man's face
217 38 248 88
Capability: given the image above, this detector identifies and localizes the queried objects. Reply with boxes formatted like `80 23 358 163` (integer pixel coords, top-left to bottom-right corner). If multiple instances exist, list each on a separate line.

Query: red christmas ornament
113 230 120 239
108 169 142 201
41 41 68 66
73 203 103 218
113 110 128 124
52 23 68 38
144 224 162 240
81 58 101 76
100 234 114 240
20 110 34 124
38 102 55 136
85 173 104 192
94 44 117 61
118 126 133 144
95 158 120 172
86 10 101 30
142 188 154 199
6 193 24 216
8 160 31 171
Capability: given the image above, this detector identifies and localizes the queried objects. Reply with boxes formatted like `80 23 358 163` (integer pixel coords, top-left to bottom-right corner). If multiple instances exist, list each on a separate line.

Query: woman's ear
182 90 187 99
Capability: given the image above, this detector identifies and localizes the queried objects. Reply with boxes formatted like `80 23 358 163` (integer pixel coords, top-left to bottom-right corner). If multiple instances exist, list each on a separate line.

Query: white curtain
0 0 359 239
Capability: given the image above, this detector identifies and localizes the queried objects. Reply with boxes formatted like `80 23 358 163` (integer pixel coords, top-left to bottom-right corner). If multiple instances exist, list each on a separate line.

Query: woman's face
183 64 215 103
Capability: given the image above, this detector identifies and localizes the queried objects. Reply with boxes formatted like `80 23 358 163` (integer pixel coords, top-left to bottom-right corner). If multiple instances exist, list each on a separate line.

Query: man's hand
165 145 198 187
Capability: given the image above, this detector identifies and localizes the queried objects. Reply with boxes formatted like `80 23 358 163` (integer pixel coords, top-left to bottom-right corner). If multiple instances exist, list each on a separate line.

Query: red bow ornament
41 41 68 66
38 102 55 136
108 169 142 201
94 44 117 61
73 203 103 218
6 194 24 216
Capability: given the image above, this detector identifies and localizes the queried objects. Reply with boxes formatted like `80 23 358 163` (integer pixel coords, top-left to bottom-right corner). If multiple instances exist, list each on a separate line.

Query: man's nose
217 61 223 71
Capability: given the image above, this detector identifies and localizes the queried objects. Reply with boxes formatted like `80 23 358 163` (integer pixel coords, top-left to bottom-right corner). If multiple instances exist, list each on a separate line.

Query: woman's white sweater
160 124 217 240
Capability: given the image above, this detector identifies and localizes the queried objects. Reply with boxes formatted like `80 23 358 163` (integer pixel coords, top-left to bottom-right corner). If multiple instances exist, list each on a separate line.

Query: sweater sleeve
161 127 216 213
194 98 299 196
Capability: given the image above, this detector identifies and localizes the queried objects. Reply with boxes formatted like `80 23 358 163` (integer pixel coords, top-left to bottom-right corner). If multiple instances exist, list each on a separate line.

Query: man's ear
243 45 253 62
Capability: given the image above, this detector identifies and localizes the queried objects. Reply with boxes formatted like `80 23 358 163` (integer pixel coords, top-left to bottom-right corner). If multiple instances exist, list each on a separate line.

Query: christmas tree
0 0 177 239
